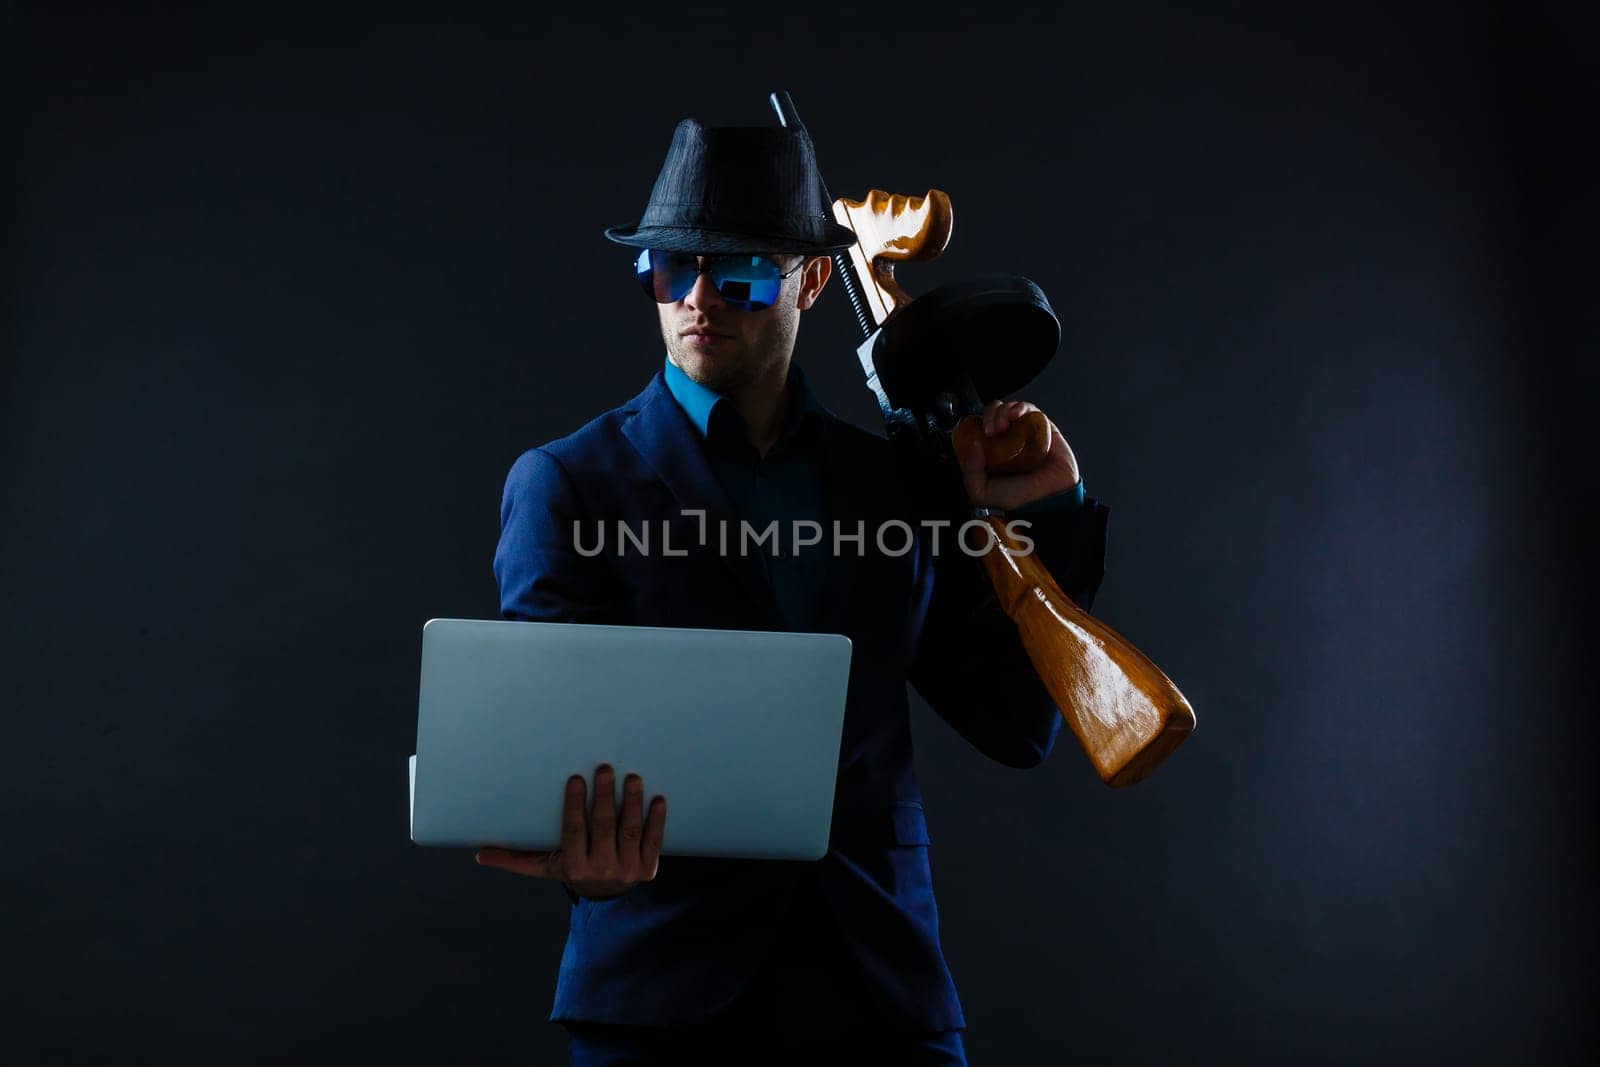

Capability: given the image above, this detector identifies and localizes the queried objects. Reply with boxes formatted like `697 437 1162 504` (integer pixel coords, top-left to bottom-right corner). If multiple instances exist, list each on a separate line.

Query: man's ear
796 255 832 311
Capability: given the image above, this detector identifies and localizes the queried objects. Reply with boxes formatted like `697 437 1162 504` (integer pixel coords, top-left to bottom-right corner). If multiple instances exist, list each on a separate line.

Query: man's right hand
474 764 666 900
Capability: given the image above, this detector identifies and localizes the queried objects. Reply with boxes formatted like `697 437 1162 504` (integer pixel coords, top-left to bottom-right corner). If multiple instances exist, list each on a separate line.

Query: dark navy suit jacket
492 367 1111 1031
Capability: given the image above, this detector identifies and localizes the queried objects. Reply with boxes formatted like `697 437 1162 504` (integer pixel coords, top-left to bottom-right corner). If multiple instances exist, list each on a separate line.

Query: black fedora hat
605 119 858 255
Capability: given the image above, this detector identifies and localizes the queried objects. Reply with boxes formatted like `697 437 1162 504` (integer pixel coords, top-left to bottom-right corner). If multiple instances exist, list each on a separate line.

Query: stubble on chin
663 332 760 394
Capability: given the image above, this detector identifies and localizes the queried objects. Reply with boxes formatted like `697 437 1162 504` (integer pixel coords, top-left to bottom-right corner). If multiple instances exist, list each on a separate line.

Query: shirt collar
662 354 828 447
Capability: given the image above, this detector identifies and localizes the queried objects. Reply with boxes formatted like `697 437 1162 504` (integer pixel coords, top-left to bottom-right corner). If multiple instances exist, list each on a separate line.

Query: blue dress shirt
662 355 833 631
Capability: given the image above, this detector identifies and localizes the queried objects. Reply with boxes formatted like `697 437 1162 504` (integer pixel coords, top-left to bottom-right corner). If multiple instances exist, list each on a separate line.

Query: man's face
656 253 830 393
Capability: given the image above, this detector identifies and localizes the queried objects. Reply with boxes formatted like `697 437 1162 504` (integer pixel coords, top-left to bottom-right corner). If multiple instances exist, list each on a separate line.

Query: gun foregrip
951 411 1052 474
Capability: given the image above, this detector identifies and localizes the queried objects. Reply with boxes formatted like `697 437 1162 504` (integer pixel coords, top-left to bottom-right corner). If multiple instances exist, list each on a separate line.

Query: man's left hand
959 399 1081 511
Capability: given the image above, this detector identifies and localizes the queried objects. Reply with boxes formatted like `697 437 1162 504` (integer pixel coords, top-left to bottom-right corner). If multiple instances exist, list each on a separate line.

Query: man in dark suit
479 119 1110 1065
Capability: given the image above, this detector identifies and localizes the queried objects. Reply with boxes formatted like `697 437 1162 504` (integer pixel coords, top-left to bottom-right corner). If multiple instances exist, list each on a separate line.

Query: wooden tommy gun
769 90 1194 786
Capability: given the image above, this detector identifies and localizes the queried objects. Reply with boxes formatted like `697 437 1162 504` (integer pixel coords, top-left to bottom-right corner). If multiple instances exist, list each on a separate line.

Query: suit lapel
621 372 783 629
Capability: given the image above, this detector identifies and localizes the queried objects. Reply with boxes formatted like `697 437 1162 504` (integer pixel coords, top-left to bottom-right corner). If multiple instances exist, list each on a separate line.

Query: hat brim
603 221 857 255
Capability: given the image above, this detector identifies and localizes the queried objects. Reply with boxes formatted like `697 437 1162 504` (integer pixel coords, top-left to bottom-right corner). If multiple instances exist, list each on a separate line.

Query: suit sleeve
493 446 629 625
906 490 1111 768
493 448 628 906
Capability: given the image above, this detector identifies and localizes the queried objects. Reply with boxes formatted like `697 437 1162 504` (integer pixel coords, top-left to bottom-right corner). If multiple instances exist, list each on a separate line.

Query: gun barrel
768 89 876 341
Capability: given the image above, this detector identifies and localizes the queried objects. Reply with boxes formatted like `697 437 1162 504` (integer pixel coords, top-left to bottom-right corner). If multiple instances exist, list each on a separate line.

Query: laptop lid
410 618 852 861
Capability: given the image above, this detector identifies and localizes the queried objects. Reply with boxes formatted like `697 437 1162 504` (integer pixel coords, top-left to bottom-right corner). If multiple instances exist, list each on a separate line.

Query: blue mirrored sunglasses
633 249 804 311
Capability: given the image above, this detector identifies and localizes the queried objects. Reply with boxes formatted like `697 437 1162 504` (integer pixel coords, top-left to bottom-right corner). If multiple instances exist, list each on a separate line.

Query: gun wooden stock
945 409 1196 784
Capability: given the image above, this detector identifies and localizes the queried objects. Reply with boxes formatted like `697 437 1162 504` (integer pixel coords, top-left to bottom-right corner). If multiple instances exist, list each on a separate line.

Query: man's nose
682 266 724 311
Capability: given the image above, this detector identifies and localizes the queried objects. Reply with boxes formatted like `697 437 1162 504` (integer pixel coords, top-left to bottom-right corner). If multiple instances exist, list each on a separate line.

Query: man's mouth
681 327 732 343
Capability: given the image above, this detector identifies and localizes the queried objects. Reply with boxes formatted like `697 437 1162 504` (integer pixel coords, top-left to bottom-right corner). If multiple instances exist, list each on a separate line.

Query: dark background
4 3 1592 1063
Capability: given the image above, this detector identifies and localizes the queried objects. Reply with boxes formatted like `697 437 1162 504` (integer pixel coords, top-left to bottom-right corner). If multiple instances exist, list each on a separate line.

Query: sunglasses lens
635 249 700 303
708 256 783 310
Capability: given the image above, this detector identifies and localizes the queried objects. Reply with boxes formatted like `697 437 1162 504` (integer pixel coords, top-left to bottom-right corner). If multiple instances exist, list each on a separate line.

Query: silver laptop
409 618 852 861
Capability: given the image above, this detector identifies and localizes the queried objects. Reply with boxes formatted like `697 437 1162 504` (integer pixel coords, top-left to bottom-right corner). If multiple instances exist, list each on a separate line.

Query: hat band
636 202 840 235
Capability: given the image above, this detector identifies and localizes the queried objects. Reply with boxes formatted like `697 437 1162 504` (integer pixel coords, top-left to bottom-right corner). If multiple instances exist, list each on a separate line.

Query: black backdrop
4 4 1592 1064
